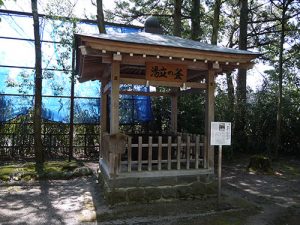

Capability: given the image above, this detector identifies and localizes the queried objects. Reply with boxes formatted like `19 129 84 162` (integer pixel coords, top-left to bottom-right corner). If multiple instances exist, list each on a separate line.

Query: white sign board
211 122 231 146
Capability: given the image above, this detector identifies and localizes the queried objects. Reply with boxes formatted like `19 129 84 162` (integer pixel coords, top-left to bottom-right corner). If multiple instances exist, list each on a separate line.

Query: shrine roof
76 32 260 56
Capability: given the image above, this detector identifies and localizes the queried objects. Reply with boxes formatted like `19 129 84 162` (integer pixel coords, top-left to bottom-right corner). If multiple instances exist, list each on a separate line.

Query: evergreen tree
31 0 44 164
234 0 248 152
96 0 106 33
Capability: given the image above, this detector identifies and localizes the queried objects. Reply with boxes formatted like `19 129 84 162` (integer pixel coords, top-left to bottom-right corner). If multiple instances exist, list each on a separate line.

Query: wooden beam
79 60 110 82
113 53 122 61
205 69 215 170
78 76 99 83
116 168 214 178
120 73 145 79
120 78 206 89
79 45 88 55
179 89 203 95
103 81 111 94
188 70 206 82
103 54 209 70
218 62 254 72
120 90 171 97
79 45 103 57
81 50 253 75
110 61 120 134
125 55 209 70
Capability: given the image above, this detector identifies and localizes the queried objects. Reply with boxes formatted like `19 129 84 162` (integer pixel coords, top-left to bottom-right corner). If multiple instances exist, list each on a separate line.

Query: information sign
211 122 231 146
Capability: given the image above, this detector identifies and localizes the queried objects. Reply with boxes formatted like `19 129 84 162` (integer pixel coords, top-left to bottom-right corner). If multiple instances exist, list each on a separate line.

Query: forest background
0 0 299 163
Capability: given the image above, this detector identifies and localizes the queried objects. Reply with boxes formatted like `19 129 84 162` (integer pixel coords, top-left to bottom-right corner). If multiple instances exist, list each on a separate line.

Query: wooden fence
118 133 206 173
0 132 99 160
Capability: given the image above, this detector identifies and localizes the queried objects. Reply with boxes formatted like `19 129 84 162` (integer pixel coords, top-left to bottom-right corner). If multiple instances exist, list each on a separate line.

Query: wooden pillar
110 60 120 134
170 88 178 133
109 60 120 177
205 69 215 170
100 80 108 157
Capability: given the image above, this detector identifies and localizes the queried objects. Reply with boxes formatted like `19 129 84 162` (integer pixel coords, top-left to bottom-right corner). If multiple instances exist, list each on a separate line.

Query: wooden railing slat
121 158 204 165
127 136 132 172
131 143 203 148
167 136 172 170
195 135 200 169
138 136 142 172
186 135 190 169
122 133 205 173
148 136 152 171
203 136 207 169
158 136 162 171
177 136 181 170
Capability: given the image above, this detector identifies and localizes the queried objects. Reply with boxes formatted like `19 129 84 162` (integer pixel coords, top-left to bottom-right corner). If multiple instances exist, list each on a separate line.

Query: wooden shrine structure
75 21 260 203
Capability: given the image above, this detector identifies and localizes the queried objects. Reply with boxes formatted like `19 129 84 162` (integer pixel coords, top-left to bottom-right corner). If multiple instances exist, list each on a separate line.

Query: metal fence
0 9 141 161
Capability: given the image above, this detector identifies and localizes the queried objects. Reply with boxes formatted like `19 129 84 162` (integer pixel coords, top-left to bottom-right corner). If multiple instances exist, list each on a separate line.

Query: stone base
98 164 217 205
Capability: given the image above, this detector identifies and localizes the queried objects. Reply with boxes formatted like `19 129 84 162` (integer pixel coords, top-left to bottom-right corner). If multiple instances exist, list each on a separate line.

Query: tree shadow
84 162 107 224
38 179 66 225
0 161 111 224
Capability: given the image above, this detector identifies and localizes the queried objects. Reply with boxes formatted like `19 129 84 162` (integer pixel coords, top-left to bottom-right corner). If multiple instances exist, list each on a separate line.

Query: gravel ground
222 157 300 225
0 176 104 225
0 159 300 225
1 175 252 225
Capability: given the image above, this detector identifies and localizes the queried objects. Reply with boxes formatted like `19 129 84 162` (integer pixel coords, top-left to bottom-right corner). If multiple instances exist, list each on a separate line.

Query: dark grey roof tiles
77 32 260 56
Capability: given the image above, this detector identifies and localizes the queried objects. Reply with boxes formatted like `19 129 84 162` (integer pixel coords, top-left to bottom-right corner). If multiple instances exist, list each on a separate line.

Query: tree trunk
97 0 106 33
69 22 76 161
191 0 200 40
234 0 248 151
173 0 182 37
31 0 44 164
226 72 235 121
227 34 235 122
275 2 288 158
211 0 221 45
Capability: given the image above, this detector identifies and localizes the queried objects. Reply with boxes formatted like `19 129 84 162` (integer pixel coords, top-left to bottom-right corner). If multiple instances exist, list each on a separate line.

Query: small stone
78 209 96 222
73 167 93 177
176 185 192 199
127 188 145 202
161 187 177 199
144 188 162 202
190 182 206 196
106 190 127 205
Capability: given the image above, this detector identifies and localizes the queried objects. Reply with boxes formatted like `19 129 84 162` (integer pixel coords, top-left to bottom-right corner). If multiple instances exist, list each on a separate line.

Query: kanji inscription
146 62 187 82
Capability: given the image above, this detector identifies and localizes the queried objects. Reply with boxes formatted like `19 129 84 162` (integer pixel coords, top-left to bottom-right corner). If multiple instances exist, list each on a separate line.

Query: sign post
218 145 222 206
210 122 231 207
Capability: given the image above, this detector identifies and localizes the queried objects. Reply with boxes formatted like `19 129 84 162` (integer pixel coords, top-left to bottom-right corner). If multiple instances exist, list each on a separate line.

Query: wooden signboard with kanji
146 62 187 83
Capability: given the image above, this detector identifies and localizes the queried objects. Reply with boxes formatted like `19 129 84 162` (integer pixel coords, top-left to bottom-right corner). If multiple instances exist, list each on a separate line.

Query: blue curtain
0 13 152 124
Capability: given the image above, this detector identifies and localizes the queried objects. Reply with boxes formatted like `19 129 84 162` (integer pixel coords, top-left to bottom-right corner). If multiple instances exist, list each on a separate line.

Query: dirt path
0 158 299 225
222 157 300 225
0 176 106 225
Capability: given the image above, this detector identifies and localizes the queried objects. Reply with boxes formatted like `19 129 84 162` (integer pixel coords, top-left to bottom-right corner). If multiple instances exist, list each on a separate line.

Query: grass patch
270 160 300 181
247 155 273 174
0 160 93 182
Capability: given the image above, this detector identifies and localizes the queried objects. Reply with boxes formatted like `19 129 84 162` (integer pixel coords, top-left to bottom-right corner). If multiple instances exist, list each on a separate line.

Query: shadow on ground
223 156 300 225
0 158 299 225
0 176 105 225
